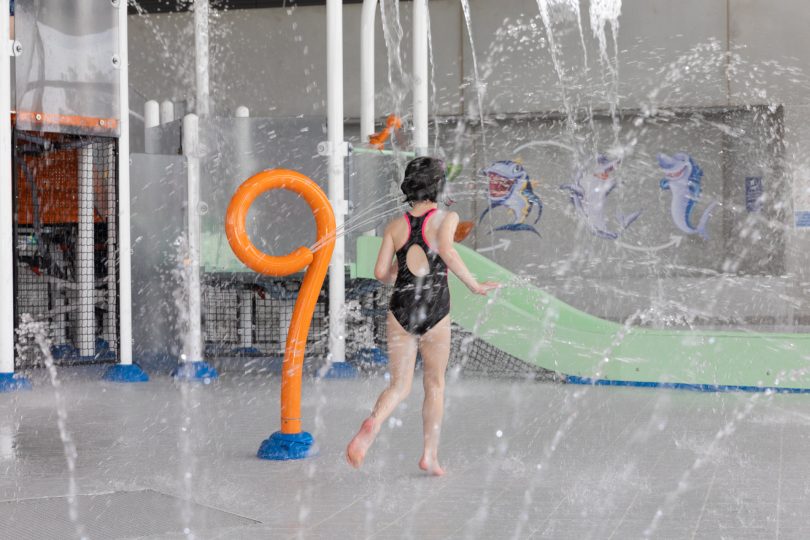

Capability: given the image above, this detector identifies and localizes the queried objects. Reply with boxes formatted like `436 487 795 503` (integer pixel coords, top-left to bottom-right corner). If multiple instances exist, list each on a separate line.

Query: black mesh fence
202 275 328 360
201 275 559 380
13 131 119 367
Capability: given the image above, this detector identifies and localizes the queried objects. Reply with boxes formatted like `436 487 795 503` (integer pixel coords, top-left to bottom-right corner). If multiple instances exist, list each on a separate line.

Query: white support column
194 0 210 118
360 0 378 141
104 142 117 352
144 99 159 154
77 145 96 358
234 106 253 352
1 0 14 374
327 0 347 364
412 0 429 156
183 114 203 364
160 100 175 125
117 0 134 366
238 290 253 350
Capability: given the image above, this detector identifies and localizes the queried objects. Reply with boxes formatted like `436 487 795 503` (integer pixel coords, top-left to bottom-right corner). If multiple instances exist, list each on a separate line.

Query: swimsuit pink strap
421 208 438 250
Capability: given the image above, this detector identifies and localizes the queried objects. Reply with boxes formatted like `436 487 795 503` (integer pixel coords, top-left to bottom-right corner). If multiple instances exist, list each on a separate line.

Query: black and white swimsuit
389 209 451 335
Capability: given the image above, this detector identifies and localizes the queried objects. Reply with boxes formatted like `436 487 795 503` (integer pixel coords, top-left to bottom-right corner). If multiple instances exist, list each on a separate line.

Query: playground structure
1 0 146 388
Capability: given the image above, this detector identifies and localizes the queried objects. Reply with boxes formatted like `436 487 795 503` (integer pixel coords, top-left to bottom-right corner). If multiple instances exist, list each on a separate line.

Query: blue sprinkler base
324 361 359 379
257 431 316 460
102 364 150 383
171 361 219 383
0 372 32 392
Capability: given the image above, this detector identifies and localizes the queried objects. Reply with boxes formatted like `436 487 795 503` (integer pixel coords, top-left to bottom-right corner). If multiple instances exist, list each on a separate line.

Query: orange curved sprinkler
368 114 402 149
226 169 336 460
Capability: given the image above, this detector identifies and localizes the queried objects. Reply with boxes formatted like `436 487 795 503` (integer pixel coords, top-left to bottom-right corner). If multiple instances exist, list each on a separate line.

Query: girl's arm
373 225 398 284
437 212 498 296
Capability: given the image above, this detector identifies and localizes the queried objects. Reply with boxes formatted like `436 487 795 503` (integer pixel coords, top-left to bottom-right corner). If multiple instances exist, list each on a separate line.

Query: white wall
129 0 463 119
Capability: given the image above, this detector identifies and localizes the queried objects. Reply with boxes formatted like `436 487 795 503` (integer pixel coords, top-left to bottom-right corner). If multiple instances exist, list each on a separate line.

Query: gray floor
2 369 810 539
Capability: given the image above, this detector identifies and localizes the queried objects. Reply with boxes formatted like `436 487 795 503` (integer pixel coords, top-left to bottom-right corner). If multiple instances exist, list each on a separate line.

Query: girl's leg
347 312 418 468
417 315 451 476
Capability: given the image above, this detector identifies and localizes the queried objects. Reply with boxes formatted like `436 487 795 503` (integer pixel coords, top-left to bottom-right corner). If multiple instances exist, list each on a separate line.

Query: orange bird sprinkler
226 169 336 460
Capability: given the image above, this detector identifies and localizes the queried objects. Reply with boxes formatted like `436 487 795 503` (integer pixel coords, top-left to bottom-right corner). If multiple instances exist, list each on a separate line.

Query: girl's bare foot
418 454 445 476
346 417 376 469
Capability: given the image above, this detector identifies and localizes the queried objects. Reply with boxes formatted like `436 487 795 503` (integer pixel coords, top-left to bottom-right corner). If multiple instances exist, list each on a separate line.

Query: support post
171 114 217 382
194 0 210 118
103 142 117 359
77 145 95 359
160 100 175 125
104 0 148 382
0 0 30 390
144 100 159 154
360 0 378 141
412 0 429 156
325 0 356 378
233 106 259 356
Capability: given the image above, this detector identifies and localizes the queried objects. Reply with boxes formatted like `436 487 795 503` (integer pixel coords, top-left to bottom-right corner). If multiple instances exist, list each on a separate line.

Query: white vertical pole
160 99 175 125
77 145 96 358
104 143 117 351
117 0 134 366
234 106 253 352
238 291 252 349
144 99 159 154
183 114 203 364
194 0 210 118
412 0 429 156
327 0 346 364
360 0 378 141
0 0 15 374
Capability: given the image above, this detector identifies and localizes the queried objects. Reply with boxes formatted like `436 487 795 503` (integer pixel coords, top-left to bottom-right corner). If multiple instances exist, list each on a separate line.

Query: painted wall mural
478 160 543 236
657 153 718 240
560 155 642 240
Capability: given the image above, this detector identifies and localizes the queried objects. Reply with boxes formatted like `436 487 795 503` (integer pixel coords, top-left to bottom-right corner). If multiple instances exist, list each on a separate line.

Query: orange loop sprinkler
226 169 336 460
368 114 402 149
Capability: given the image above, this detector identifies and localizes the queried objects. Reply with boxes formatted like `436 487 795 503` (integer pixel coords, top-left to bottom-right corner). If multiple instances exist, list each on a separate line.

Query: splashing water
16 316 87 540
589 0 623 138
459 0 487 153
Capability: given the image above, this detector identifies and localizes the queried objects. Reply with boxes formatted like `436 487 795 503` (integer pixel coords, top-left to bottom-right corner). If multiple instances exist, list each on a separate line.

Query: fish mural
657 153 718 240
560 155 642 240
478 160 543 236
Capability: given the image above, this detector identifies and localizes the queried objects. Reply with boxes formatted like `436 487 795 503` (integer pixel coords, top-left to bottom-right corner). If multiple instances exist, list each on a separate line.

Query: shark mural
478 161 543 236
657 153 718 240
560 155 642 240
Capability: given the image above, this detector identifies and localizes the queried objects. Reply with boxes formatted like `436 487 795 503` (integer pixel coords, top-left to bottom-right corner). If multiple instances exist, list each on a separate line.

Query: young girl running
346 157 498 476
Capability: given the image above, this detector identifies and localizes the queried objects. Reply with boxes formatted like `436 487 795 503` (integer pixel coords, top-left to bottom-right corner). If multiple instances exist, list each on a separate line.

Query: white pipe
234 105 253 350
78 145 96 358
239 290 252 349
183 114 203 363
327 0 346 364
1 0 14 374
104 142 118 351
117 0 134 366
413 0 429 155
144 100 159 154
52 290 68 344
234 106 251 187
194 0 210 117
160 100 175 125
360 0 378 141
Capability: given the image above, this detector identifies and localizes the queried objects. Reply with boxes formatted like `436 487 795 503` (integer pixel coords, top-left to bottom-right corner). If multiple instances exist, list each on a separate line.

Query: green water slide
354 236 810 391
